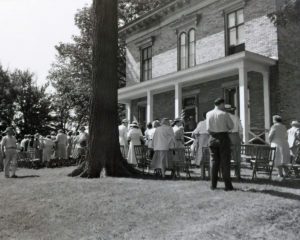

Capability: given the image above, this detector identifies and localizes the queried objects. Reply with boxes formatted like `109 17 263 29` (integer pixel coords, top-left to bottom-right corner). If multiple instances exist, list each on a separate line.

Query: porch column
147 90 153 123
125 103 131 122
175 82 182 118
239 63 249 143
262 70 271 143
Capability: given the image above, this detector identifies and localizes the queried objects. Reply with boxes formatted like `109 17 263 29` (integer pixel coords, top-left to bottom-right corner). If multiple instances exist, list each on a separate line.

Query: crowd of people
2 97 300 189
0 126 88 178
119 98 300 190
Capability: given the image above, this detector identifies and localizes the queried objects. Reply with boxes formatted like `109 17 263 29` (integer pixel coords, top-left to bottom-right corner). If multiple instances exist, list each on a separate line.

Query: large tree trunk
70 0 134 178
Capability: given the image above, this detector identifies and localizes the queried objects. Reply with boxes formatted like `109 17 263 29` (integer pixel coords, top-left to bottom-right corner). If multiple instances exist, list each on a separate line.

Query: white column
263 70 271 143
239 63 249 143
125 103 131 122
147 90 153 123
175 83 182 118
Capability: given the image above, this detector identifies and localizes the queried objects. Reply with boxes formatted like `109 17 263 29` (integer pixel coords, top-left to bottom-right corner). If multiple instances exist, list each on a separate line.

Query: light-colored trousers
4 149 18 177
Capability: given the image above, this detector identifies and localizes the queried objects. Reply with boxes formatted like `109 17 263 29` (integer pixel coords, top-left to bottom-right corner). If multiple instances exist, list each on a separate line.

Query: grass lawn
0 167 299 240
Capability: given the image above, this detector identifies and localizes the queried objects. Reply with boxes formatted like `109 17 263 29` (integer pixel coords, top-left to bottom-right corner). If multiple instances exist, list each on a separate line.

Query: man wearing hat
225 104 243 179
1 127 18 178
206 98 234 191
287 120 300 159
119 119 129 156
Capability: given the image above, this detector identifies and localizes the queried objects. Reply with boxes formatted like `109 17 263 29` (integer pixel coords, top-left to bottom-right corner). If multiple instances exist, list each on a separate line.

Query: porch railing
184 132 194 145
184 128 269 145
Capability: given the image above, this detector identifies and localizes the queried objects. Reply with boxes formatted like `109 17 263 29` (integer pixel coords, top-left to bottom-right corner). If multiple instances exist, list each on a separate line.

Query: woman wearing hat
127 121 143 165
151 118 175 178
269 115 290 178
1 127 18 178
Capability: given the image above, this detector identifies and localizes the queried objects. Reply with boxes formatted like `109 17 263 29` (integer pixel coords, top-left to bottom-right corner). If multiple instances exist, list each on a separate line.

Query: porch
118 51 277 143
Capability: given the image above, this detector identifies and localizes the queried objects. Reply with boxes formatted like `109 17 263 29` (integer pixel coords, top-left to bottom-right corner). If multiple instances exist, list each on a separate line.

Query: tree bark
70 0 134 178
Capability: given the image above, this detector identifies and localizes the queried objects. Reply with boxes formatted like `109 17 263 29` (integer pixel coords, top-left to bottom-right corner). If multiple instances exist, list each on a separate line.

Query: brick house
118 0 300 143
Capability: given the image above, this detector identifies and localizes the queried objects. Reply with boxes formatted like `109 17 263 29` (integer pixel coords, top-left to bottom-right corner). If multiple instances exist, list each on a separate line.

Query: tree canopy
48 0 168 129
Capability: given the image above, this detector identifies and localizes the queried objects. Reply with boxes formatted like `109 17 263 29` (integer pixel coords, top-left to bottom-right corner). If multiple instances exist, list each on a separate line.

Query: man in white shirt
207 98 234 191
119 119 129 156
1 127 18 178
225 104 243 179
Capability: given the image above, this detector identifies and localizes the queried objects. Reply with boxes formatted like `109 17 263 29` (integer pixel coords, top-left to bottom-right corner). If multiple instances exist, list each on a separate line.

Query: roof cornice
119 0 191 36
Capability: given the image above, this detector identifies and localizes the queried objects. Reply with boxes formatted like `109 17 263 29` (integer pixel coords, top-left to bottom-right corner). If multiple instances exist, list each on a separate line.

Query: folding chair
201 147 211 180
251 146 276 180
120 145 126 159
134 145 150 174
284 147 300 177
173 148 190 179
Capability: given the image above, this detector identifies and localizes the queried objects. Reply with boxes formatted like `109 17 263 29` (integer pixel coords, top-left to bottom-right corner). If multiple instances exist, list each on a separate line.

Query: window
188 29 196 67
179 29 196 70
141 46 152 81
179 33 187 70
227 9 245 55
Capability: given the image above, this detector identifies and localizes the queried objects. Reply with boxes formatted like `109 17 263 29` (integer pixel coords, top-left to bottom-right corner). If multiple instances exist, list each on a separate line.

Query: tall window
188 29 196 67
179 29 196 70
227 9 245 55
141 46 152 81
179 33 187 70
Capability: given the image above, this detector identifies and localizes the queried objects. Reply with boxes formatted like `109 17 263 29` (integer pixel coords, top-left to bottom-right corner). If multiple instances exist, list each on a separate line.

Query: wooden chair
230 145 241 178
120 145 126 159
172 148 190 178
251 146 276 180
184 146 192 178
134 145 150 174
284 147 300 177
28 150 42 169
241 144 257 163
201 147 211 180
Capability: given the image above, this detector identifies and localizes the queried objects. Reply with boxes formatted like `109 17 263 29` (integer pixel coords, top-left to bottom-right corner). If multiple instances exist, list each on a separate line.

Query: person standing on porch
206 98 234 191
269 115 290 178
225 104 243 179
151 118 175 178
192 112 210 166
119 119 129 156
287 120 300 160
1 127 18 178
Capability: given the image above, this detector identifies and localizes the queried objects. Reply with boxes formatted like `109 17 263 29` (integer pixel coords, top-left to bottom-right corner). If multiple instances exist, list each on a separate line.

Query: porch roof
118 51 277 103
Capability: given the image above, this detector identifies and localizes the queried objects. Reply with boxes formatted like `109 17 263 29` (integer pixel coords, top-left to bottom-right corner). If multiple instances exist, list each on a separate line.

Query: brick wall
152 48 177 79
125 0 279 86
274 21 300 125
128 74 266 130
153 90 175 120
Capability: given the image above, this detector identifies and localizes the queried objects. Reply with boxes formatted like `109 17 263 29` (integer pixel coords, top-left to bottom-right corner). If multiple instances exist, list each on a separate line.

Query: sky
0 0 91 85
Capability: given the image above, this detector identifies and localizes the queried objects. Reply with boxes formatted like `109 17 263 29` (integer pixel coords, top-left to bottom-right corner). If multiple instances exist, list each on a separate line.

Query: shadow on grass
233 177 300 189
243 188 300 201
16 175 40 179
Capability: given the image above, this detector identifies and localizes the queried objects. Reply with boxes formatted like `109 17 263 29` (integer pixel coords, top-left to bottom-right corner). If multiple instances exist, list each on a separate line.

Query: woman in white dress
41 135 55 164
151 118 175 178
147 120 160 159
269 115 290 178
192 112 210 166
127 122 143 165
